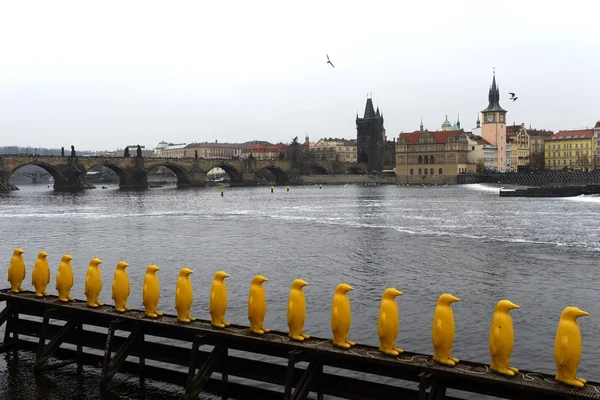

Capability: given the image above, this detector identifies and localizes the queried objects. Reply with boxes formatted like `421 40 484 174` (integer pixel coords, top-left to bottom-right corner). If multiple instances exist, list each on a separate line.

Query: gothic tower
356 96 385 172
481 72 507 172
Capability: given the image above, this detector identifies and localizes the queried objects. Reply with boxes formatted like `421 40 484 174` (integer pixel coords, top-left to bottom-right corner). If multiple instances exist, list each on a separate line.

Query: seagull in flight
509 92 518 102
326 54 335 68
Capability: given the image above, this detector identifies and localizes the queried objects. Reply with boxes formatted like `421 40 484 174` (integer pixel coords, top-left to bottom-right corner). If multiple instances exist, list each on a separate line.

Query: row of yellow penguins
6 249 590 388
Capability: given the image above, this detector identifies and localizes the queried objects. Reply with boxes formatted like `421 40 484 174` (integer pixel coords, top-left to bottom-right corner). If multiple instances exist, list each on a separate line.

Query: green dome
441 115 451 128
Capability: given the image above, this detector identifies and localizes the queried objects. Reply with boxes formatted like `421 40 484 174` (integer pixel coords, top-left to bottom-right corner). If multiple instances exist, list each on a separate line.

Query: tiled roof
399 130 463 144
506 125 521 134
528 129 554 137
185 142 244 149
548 130 594 140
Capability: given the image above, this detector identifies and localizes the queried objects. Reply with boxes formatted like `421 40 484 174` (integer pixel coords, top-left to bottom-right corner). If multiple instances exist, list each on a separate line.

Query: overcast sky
1 0 599 151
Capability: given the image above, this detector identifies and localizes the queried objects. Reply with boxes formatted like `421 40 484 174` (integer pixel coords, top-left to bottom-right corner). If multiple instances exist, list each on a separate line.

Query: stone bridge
0 155 367 191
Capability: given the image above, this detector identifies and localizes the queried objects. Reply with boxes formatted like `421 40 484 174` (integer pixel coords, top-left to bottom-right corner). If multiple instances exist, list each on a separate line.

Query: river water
1 183 599 399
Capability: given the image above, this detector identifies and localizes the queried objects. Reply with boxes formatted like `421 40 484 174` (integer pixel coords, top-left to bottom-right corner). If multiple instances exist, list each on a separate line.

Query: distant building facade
184 142 244 159
356 97 386 172
161 144 188 158
594 121 600 168
528 128 554 171
481 73 507 172
545 129 595 171
506 124 530 171
240 143 288 160
395 130 475 184
310 138 357 162
483 143 498 172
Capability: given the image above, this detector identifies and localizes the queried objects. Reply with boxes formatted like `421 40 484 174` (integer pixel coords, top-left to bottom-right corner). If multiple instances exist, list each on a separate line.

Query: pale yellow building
545 129 595 171
506 124 530 170
310 138 357 162
395 130 476 184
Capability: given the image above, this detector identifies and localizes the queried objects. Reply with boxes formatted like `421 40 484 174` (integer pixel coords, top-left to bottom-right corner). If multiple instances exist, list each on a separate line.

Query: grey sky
1 0 599 151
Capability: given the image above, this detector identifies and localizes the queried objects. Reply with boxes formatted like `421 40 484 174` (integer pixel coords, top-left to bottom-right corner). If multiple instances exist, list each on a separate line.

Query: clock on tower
486 114 493 123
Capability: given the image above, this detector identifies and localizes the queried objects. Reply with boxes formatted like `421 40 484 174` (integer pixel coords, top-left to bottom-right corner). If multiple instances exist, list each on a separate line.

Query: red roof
399 130 463 144
506 125 521 134
548 129 594 140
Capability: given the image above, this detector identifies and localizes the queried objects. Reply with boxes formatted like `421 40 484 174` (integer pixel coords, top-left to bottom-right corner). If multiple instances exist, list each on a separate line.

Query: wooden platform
1 289 599 400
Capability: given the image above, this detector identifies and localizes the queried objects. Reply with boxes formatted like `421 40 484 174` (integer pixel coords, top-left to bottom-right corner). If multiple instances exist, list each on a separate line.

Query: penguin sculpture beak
448 295 460 303
576 308 590 317
299 279 309 287
509 302 520 310
40 251 48 257
393 289 404 297
65 255 73 261
16 248 24 254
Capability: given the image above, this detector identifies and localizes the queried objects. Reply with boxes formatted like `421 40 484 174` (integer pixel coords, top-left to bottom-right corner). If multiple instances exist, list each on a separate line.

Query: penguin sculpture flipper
248 294 254 320
378 311 386 337
287 301 294 325
559 336 569 367
490 326 500 356
331 306 339 332
56 269 61 290
85 274 90 297
7 264 11 282
433 319 442 347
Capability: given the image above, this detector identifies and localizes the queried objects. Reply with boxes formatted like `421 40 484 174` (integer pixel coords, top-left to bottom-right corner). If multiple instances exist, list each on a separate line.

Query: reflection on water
1 183 600 399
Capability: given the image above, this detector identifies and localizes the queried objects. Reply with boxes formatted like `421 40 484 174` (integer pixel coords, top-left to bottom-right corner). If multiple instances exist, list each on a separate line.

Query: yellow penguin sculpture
143 264 163 318
248 275 270 334
112 261 131 312
32 250 50 297
331 283 355 349
554 306 589 387
378 288 404 356
489 300 520 376
175 267 196 323
210 271 230 328
432 293 461 366
84 258 104 307
56 254 75 302
287 279 310 341
7 248 26 293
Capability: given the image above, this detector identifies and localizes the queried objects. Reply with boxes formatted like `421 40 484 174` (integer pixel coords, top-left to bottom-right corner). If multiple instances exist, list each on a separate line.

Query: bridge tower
356 95 385 173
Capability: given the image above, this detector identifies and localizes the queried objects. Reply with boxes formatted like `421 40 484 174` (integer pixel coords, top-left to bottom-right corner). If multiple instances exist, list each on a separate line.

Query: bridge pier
179 169 207 188
0 168 19 191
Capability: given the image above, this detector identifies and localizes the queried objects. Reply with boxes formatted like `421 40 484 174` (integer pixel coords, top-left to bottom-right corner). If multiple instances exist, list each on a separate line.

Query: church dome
595 120 600 128
441 115 451 128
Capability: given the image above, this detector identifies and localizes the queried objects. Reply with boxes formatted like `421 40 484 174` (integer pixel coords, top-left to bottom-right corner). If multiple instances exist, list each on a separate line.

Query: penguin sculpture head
179 267 194 277
561 306 589 321
383 288 403 299
116 261 128 269
214 270 230 281
14 248 24 255
292 279 309 288
147 264 160 273
495 300 519 312
252 275 268 284
437 293 460 305
90 257 102 266
38 251 48 258
61 254 73 262
335 283 354 294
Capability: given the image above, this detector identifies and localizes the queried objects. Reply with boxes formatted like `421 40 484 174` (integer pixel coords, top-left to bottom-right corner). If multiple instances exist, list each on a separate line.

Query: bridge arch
85 162 132 186
256 166 289 185
9 162 64 184
146 163 193 187
213 163 243 183
310 164 328 175
347 165 366 175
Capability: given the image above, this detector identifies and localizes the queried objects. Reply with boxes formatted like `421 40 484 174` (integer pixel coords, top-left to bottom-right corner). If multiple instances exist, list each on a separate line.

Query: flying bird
509 92 518 102
326 54 335 68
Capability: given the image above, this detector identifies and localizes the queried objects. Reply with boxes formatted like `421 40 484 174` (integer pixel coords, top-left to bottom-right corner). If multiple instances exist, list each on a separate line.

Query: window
410 169 414 175
439 168 443 175
430 155 435 163
424 155 429 164
424 168 428 175
418 155 422 164
430 168 434 175
418 168 422 175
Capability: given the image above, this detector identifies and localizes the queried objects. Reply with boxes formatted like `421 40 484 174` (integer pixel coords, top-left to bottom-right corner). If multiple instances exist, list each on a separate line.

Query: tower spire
420 118 423 131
